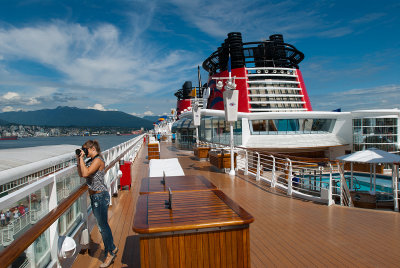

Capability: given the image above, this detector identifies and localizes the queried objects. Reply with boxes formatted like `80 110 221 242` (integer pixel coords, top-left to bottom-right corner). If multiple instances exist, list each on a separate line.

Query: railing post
256 152 260 181
244 150 248 175
394 164 399 212
287 158 292 196
271 155 276 188
338 163 343 206
49 173 59 265
328 163 334 206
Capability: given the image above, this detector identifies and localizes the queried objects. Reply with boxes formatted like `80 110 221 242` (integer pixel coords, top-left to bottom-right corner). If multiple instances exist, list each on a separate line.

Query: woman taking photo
77 140 117 267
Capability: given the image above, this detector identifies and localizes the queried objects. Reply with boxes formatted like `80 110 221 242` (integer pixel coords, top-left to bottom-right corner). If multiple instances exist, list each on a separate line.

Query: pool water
300 172 394 193
348 173 393 192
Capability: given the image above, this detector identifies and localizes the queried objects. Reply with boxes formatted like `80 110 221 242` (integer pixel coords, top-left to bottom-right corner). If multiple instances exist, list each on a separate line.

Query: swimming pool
300 172 394 193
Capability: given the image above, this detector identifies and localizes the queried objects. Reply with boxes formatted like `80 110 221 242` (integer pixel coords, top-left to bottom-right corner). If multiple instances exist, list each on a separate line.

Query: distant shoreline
0 134 139 151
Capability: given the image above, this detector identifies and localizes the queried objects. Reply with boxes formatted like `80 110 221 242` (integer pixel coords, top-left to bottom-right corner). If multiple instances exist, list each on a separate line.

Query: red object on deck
119 162 132 190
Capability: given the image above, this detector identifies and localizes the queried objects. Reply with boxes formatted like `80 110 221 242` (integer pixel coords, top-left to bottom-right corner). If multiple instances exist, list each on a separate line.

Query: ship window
250 118 336 135
250 120 267 134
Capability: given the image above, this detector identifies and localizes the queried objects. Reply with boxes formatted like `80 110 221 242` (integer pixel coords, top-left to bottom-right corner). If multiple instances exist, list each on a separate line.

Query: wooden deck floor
74 142 400 268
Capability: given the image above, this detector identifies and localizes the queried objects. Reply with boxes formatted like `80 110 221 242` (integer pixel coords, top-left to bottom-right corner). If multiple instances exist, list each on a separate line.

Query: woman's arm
79 157 103 178
76 154 83 177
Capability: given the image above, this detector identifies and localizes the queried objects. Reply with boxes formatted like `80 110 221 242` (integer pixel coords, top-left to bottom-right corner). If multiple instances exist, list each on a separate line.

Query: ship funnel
182 81 192 99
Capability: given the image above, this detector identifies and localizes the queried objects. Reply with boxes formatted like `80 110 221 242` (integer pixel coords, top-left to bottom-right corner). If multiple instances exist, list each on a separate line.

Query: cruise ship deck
73 142 400 267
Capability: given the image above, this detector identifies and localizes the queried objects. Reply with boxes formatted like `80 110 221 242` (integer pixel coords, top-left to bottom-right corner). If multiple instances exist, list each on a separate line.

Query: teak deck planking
139 175 217 194
73 142 400 268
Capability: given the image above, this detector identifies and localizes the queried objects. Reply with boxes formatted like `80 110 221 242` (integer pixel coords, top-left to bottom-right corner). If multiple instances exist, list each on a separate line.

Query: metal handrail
0 135 144 267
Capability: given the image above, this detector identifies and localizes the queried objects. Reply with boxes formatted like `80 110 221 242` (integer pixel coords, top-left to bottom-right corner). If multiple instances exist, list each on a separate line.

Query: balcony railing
0 134 145 268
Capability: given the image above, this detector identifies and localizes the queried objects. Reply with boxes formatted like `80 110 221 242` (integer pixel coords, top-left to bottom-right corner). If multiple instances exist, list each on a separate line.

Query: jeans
90 191 116 256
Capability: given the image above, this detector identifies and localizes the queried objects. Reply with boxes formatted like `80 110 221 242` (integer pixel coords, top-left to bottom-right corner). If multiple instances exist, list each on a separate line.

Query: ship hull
0 136 18 140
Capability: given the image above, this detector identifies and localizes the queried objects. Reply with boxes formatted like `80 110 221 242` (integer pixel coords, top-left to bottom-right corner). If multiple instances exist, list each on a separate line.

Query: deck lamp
192 101 201 145
211 55 246 176
216 80 224 90
223 86 238 176
58 236 76 259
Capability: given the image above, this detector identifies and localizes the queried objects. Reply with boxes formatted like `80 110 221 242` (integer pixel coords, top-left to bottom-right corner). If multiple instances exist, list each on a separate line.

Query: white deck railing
0 134 145 260
203 141 340 205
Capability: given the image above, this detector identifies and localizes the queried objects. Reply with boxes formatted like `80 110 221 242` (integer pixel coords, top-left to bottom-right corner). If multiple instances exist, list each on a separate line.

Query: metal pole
256 152 260 181
373 164 376 193
395 164 399 212
271 155 276 188
195 126 199 145
351 162 353 190
328 163 334 206
287 158 293 196
339 163 343 206
244 150 248 175
229 122 235 176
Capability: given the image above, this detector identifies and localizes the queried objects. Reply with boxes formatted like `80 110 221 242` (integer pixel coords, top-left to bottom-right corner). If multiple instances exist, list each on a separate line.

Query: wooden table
133 190 254 268
139 175 216 195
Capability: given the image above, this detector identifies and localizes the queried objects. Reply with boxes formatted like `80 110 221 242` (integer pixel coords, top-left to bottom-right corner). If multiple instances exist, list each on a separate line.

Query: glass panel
234 120 242 146
384 118 396 125
286 119 299 133
276 120 288 132
353 119 361 127
57 168 83 204
363 118 372 126
34 230 51 267
221 119 229 145
251 120 267 134
302 119 313 134
311 119 335 133
186 119 194 129
0 186 50 250
58 198 83 236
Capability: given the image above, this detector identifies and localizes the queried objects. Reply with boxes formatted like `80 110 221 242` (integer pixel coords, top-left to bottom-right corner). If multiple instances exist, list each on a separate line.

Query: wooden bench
193 146 212 160
148 142 160 160
209 150 237 170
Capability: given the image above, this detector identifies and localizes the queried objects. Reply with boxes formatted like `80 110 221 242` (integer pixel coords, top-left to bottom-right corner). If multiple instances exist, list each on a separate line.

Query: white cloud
87 103 117 111
27 97 40 105
166 0 326 39
3 92 20 100
0 21 197 97
143 110 154 116
2 106 22 112
311 84 400 111
166 1 391 41
351 13 385 24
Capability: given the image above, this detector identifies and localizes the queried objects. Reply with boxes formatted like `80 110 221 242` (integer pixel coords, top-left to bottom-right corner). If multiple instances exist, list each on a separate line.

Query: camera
75 148 89 156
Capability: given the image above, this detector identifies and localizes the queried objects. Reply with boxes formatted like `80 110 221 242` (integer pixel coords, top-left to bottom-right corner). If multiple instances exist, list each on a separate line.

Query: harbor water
0 135 139 151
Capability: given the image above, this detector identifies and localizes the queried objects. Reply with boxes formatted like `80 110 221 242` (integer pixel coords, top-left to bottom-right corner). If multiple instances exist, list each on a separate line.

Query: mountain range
0 106 154 129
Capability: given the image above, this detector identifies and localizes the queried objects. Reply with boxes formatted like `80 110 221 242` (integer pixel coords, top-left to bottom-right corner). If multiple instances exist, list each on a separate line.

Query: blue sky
0 0 399 117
